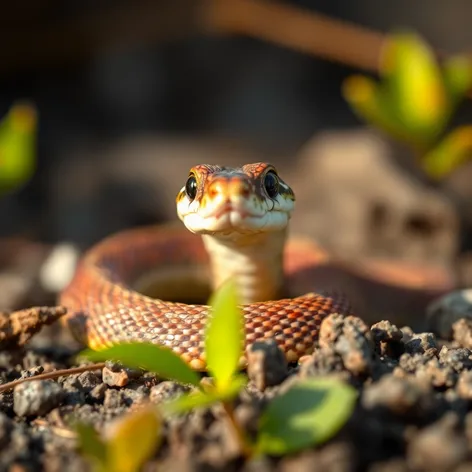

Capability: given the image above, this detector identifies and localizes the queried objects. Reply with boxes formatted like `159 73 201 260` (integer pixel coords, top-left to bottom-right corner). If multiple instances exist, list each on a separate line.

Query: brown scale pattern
60 224 352 370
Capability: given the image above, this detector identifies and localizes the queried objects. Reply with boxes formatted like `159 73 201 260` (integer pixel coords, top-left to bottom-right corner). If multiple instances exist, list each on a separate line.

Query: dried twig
0 362 106 393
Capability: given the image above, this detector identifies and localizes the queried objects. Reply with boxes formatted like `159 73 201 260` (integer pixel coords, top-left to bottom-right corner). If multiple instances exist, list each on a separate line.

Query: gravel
2 309 472 471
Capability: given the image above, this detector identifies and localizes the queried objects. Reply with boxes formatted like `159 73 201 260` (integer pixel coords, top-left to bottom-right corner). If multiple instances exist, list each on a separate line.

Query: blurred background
2 0 472 313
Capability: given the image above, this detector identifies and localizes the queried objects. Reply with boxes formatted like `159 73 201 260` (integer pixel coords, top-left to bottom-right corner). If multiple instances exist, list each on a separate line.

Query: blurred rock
427 290 472 339
292 129 459 265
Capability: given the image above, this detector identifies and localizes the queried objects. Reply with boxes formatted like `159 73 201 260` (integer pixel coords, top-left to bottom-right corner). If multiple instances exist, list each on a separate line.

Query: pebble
362 375 435 418
13 380 65 417
102 361 143 387
404 332 438 356
246 339 288 390
149 381 191 404
370 320 404 358
416 358 457 389
427 289 472 339
438 346 472 372
319 314 375 376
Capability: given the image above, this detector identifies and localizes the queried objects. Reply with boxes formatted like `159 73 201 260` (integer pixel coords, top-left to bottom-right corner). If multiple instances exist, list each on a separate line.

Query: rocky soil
1 302 472 471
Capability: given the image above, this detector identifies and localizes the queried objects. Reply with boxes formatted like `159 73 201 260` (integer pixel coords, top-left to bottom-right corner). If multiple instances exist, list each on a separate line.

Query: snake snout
208 176 252 200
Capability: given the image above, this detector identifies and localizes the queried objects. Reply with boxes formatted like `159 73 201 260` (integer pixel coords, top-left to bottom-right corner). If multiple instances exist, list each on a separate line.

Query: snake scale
59 162 452 370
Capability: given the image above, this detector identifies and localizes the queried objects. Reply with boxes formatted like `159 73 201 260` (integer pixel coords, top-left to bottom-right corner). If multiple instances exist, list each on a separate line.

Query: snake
59 162 454 370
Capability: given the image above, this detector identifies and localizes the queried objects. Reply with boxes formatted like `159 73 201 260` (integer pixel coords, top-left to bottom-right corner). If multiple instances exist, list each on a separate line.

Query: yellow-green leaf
81 342 200 386
205 279 244 391
380 31 447 141
342 75 416 144
107 405 161 472
76 422 108 472
0 102 37 195
164 375 247 415
256 378 357 455
421 124 472 179
442 55 472 105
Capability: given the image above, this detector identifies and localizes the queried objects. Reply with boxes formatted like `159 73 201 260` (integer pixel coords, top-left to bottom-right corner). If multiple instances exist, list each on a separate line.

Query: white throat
201 230 287 304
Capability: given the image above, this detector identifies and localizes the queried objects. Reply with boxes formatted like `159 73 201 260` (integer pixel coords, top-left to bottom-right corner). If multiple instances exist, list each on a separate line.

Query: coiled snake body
59 162 450 370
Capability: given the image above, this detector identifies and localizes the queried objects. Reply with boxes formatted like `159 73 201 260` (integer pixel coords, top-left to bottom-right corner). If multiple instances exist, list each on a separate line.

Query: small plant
80 279 357 466
76 404 161 472
342 31 472 180
0 102 37 195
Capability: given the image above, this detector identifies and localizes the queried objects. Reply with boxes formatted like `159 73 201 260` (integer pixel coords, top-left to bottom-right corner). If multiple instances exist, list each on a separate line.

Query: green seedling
343 31 472 180
0 102 37 196
255 377 357 455
81 279 357 460
76 404 161 472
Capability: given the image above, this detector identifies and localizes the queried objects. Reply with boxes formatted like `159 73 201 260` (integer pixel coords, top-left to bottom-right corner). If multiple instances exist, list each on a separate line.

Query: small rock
416 358 456 389
407 413 467 471
438 346 472 372
89 383 107 402
404 333 438 356
452 318 472 349
149 381 191 404
77 371 101 390
102 361 142 387
319 314 374 376
370 320 404 358
427 289 472 339
103 389 126 410
298 347 349 380
399 352 436 373
13 380 65 417
400 326 415 343
362 375 435 418
246 339 288 390
102 367 131 387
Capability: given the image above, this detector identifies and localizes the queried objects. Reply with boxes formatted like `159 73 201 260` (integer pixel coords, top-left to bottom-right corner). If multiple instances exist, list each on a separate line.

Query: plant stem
0 362 106 393
222 401 253 458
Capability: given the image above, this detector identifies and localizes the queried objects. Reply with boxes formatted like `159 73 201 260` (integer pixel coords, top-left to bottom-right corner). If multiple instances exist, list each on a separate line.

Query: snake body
59 162 452 370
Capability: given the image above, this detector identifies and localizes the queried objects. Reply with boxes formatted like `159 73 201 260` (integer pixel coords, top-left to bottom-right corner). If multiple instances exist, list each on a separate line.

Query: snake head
176 162 295 237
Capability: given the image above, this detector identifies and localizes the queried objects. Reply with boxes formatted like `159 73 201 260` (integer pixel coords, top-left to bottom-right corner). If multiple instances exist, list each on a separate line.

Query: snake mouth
210 203 262 220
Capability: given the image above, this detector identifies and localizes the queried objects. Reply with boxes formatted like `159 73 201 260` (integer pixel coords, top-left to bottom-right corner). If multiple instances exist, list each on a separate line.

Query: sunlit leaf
421 124 472 179
342 75 415 144
164 375 247 415
76 422 108 471
256 378 357 455
380 31 447 141
81 342 200 386
107 405 161 472
205 279 244 391
442 55 472 105
0 102 37 195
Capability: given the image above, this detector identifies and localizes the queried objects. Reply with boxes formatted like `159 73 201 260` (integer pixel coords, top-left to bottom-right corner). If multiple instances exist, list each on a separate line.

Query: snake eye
264 170 279 198
185 175 197 200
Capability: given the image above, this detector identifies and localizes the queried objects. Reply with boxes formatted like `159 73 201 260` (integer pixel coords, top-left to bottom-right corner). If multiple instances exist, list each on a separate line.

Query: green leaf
442 55 472 105
421 124 472 179
107 405 161 472
0 102 37 196
380 31 447 142
81 342 200 386
76 422 108 471
205 279 244 391
256 378 357 456
342 75 417 145
164 375 247 415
